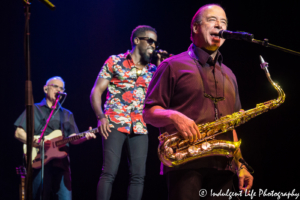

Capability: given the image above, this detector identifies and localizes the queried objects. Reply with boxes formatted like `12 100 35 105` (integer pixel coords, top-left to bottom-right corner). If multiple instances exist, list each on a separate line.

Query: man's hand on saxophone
170 111 201 143
143 105 201 143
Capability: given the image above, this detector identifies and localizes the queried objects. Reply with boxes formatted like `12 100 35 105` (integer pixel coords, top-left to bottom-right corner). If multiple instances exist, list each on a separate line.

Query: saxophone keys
221 124 229 132
207 129 214 136
175 152 186 161
165 147 174 158
158 132 169 141
201 142 211 150
212 141 220 148
188 146 199 156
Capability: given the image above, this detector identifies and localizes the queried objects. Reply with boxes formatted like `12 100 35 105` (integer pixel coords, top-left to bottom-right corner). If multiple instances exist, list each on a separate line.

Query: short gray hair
45 76 65 86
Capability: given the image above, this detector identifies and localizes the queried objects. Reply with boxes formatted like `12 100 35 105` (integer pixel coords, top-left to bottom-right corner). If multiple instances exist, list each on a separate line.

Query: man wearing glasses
90 25 166 200
14 76 96 200
143 4 253 200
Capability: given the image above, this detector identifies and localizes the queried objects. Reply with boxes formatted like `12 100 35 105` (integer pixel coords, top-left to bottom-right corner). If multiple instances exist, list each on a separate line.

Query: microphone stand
23 1 34 199
37 93 63 200
251 38 300 56
219 30 300 56
21 0 55 198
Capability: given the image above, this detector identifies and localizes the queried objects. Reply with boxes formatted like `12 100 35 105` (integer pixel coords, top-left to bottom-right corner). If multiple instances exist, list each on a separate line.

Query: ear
134 37 140 46
43 85 48 94
193 22 200 35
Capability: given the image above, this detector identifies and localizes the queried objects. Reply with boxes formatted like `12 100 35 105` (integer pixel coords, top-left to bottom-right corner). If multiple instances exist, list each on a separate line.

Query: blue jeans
32 161 72 200
97 128 148 200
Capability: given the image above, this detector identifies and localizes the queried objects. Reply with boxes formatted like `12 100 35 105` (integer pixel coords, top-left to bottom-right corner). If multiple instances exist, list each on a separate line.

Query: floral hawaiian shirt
98 51 157 134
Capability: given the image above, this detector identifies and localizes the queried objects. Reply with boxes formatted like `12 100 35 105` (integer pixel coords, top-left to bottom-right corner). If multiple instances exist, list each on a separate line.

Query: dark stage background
1 0 300 199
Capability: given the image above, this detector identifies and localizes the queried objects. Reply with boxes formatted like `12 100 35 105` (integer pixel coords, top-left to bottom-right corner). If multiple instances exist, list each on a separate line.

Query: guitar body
23 130 68 169
23 127 98 169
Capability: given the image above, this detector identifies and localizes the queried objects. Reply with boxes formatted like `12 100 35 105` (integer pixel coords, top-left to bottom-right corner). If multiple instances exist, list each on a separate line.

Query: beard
140 49 153 65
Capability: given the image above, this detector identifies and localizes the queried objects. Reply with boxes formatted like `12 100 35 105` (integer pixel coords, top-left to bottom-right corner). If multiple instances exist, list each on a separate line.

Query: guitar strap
37 105 64 136
59 108 65 138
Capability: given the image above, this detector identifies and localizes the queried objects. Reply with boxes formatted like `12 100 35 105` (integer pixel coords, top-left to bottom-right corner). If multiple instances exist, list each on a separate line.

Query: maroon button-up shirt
144 44 241 173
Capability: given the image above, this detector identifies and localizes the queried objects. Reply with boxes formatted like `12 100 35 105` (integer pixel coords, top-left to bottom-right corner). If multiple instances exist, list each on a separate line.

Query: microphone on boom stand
218 30 254 42
55 91 67 98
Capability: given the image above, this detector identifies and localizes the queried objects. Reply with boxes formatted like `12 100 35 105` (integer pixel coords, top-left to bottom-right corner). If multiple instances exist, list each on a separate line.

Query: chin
205 45 219 52
141 52 151 63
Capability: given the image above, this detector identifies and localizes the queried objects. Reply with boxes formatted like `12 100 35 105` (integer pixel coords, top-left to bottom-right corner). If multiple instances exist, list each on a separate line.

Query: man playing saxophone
143 4 253 200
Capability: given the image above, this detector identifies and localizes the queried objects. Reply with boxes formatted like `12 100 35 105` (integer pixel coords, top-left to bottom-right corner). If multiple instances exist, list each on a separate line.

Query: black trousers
96 128 148 200
167 168 234 200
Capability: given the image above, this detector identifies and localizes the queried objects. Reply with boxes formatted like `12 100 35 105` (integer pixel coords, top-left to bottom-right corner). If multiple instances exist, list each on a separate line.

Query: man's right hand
33 138 51 149
98 117 111 139
170 111 201 143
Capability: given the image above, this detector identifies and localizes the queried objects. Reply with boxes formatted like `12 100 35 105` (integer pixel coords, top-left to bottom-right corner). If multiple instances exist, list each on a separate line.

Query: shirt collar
125 50 131 59
39 98 62 110
188 43 223 66
124 50 154 70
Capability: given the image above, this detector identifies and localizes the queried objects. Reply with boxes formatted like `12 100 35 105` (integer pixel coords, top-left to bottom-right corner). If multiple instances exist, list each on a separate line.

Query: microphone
154 50 173 58
219 30 254 42
55 92 67 98
239 158 254 174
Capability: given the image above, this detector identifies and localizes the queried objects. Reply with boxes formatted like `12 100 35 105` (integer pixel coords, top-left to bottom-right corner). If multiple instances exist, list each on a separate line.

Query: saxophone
158 56 285 167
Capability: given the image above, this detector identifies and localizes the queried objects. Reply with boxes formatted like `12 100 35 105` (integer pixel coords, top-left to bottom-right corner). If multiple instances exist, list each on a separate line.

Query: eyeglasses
138 37 160 48
48 84 65 91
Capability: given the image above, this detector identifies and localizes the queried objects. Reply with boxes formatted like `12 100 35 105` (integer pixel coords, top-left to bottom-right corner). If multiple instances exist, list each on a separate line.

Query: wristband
236 164 248 174
97 114 106 120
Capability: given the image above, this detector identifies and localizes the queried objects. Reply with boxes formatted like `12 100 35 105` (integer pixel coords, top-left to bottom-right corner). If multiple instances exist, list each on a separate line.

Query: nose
215 20 226 30
214 20 222 29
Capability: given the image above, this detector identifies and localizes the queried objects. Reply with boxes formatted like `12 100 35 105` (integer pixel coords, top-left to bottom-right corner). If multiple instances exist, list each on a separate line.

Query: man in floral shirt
90 25 167 200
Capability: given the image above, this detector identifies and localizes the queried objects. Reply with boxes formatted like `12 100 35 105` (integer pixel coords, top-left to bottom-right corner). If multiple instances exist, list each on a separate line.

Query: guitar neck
55 128 98 147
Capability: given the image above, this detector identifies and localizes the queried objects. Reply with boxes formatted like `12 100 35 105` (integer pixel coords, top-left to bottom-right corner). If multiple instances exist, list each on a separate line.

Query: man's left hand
238 168 254 193
85 126 97 140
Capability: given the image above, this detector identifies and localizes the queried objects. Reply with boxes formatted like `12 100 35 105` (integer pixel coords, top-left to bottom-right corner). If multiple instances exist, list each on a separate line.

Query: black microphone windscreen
56 92 67 98
219 30 254 42
154 50 173 58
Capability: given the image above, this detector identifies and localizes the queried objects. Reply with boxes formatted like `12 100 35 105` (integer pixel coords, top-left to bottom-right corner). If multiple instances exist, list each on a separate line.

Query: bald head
190 4 227 51
190 4 227 42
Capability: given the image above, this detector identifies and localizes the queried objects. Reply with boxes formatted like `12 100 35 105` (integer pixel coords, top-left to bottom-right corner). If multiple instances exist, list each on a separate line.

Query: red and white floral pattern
98 51 156 134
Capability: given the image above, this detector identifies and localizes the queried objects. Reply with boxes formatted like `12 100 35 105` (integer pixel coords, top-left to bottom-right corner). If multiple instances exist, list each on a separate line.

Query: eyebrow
221 18 228 23
207 16 228 23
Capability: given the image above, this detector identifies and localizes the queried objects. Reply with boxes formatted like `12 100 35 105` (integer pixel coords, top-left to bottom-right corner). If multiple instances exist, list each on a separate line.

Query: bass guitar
23 128 98 169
